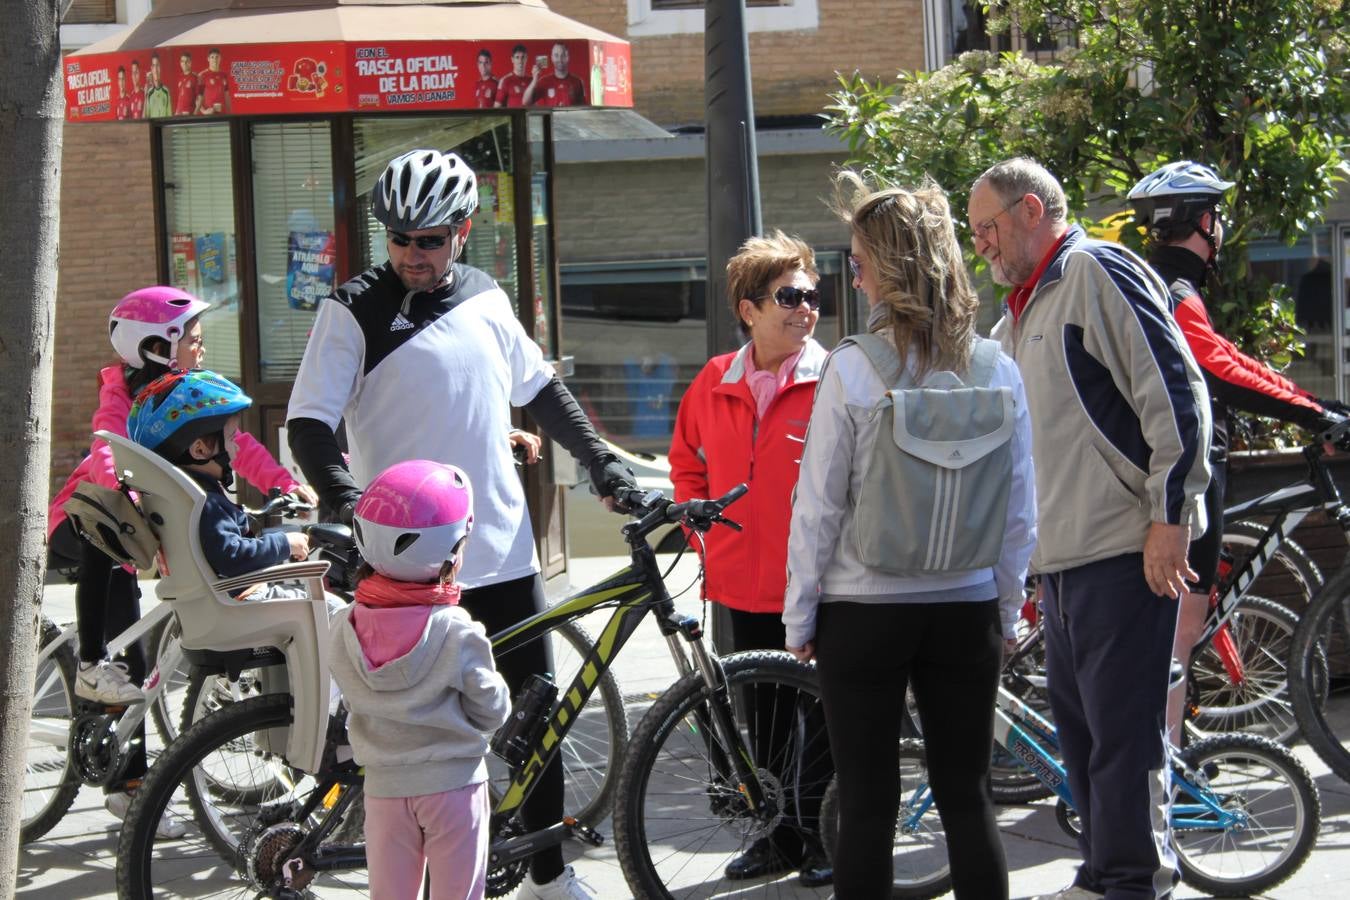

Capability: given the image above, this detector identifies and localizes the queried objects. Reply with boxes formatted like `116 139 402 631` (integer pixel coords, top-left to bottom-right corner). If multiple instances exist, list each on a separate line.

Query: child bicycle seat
98 430 333 773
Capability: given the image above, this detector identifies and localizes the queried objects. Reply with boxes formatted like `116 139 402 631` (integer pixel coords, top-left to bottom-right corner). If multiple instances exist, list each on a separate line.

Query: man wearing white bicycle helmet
288 148 629 899
1128 161 1349 745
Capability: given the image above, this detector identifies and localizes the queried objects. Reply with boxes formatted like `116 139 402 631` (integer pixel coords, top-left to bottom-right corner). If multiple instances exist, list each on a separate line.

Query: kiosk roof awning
65 0 636 120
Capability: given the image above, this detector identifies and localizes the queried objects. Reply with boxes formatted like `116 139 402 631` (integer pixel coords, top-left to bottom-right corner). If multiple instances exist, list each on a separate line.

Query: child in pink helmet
328 460 510 900
45 286 316 832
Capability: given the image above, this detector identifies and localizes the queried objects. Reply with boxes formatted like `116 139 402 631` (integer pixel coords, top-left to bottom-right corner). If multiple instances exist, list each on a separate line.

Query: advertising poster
64 39 630 121
170 233 197 292
286 230 336 311
195 232 227 285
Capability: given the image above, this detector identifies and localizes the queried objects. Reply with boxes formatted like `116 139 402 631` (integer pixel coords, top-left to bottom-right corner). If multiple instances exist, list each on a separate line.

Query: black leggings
815 600 1008 900
458 573 564 885
69 521 149 785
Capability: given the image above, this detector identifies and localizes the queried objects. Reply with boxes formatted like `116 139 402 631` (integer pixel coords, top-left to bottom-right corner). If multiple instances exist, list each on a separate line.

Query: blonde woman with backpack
783 175 1036 899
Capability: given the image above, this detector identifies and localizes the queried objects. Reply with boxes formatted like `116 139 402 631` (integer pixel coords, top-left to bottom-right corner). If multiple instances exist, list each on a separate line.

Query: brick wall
49 123 157 497
547 0 923 125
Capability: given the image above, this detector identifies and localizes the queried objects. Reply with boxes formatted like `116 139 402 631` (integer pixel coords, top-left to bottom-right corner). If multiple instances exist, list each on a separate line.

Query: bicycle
113 446 827 898
818 684 1320 899
23 490 313 845
1286 445 1350 782
995 438 1335 760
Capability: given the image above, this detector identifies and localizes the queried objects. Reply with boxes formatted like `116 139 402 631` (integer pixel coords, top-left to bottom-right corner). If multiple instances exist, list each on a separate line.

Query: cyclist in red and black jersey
1128 160 1348 742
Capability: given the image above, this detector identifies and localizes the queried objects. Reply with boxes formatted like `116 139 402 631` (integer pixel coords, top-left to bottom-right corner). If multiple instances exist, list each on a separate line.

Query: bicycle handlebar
250 490 314 522
616 483 748 541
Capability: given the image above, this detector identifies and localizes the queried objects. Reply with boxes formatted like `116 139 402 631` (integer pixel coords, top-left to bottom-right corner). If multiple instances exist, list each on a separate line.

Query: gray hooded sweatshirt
329 603 511 799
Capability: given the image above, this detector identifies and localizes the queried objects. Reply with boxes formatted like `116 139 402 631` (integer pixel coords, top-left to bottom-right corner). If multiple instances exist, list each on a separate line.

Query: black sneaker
724 837 801 880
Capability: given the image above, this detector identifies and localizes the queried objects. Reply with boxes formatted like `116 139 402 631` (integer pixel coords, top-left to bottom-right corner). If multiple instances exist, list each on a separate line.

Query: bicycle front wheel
818 740 952 900
1187 595 1326 744
1289 565 1350 782
23 617 81 843
1172 732 1319 896
613 650 833 899
115 693 367 899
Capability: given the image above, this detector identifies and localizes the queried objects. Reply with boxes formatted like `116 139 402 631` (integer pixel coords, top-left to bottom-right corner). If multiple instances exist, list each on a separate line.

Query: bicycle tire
487 619 629 828
116 693 368 899
23 617 81 843
1172 732 1319 896
1289 563 1350 782
1220 521 1323 607
613 651 833 899
818 740 953 900
178 665 304 842
1187 594 1327 744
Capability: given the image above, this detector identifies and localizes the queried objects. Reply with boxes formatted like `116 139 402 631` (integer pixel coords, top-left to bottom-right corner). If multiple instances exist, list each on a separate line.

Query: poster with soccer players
64 38 632 121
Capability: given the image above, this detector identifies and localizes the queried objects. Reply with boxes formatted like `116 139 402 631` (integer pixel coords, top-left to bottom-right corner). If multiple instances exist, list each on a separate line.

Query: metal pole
705 0 762 362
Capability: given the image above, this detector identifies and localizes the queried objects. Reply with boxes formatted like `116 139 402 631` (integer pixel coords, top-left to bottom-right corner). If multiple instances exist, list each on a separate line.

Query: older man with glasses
969 158 1211 900
287 148 632 900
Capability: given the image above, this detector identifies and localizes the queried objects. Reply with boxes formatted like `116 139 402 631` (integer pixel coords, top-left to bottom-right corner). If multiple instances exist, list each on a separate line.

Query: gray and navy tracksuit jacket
992 226 1212 575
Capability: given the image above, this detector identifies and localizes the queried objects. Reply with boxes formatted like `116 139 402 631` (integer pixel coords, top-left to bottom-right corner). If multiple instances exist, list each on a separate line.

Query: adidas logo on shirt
389 313 415 332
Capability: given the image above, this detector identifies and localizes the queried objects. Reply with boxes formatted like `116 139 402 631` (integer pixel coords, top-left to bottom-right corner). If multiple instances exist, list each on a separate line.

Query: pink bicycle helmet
109 286 210 369
353 460 474 582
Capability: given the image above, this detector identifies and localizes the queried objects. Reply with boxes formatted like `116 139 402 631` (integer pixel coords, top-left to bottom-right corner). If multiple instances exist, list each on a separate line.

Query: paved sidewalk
20 556 1350 898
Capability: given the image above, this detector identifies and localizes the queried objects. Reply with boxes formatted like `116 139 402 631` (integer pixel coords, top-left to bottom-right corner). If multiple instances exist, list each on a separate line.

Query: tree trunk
0 0 62 888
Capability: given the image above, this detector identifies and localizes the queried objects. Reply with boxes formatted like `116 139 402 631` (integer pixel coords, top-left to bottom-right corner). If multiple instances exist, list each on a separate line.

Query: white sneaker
76 660 144 704
105 790 188 840
1032 887 1105 900
516 866 597 899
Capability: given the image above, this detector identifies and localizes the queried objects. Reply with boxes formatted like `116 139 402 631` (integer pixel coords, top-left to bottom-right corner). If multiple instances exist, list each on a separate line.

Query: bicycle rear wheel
818 740 952 900
613 651 833 899
1172 732 1319 896
23 617 81 843
1187 595 1327 744
1289 565 1350 782
115 693 367 899
1220 522 1322 608
487 619 628 827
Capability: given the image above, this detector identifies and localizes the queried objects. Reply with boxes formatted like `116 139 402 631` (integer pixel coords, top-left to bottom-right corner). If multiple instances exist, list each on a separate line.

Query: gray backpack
843 333 1014 575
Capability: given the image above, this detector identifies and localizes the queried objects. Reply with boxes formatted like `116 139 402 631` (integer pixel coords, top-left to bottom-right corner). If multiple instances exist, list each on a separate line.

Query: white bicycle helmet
1127 161 1234 227
353 460 474 583
109 286 210 369
371 149 478 232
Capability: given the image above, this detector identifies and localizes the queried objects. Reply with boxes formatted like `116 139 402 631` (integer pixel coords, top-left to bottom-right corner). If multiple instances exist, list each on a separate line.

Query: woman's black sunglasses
387 230 450 251
765 285 821 311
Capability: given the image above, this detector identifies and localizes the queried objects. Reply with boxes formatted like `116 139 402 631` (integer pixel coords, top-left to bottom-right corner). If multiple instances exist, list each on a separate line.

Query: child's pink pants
363 781 489 900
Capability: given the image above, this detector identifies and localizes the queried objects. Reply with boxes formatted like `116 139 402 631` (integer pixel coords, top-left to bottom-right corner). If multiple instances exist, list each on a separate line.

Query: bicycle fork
661 611 773 817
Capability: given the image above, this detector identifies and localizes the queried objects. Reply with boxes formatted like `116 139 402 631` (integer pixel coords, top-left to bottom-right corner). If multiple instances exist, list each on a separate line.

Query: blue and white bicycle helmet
1128 161 1234 227
128 369 252 458
371 149 478 232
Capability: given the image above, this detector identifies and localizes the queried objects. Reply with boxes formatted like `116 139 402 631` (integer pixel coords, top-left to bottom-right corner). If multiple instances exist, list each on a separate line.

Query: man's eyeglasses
387 230 450 251
969 197 1025 241
847 254 863 281
764 285 821 311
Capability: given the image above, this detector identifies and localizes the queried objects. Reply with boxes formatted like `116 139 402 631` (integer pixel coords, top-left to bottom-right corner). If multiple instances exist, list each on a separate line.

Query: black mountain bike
115 484 831 899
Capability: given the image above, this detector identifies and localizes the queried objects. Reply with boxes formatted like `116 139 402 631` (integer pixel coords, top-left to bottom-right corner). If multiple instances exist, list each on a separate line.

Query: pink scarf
744 346 802 419
351 573 461 668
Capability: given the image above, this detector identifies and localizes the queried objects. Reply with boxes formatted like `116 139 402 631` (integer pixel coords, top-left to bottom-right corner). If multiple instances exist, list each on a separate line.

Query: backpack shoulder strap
839 333 907 388
966 338 1001 388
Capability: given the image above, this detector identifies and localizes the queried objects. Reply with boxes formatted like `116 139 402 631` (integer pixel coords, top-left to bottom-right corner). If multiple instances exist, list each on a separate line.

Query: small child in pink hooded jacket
328 460 510 900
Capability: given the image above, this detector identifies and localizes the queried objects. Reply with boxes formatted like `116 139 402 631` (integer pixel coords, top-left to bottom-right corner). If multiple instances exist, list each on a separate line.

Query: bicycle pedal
563 817 604 846
76 699 132 715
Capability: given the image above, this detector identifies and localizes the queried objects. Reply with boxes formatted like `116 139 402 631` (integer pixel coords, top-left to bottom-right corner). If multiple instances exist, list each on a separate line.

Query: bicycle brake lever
715 515 743 532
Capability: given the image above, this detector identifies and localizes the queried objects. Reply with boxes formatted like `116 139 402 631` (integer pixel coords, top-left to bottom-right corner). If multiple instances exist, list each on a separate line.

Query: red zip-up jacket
668 340 827 614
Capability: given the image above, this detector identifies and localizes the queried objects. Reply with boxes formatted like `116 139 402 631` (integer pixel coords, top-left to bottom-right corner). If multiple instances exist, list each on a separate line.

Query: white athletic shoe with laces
105 790 188 840
75 659 144 704
1032 887 1106 900
516 865 597 899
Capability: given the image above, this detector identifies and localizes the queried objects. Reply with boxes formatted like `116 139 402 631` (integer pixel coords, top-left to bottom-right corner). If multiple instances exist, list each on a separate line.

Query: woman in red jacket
668 230 832 887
